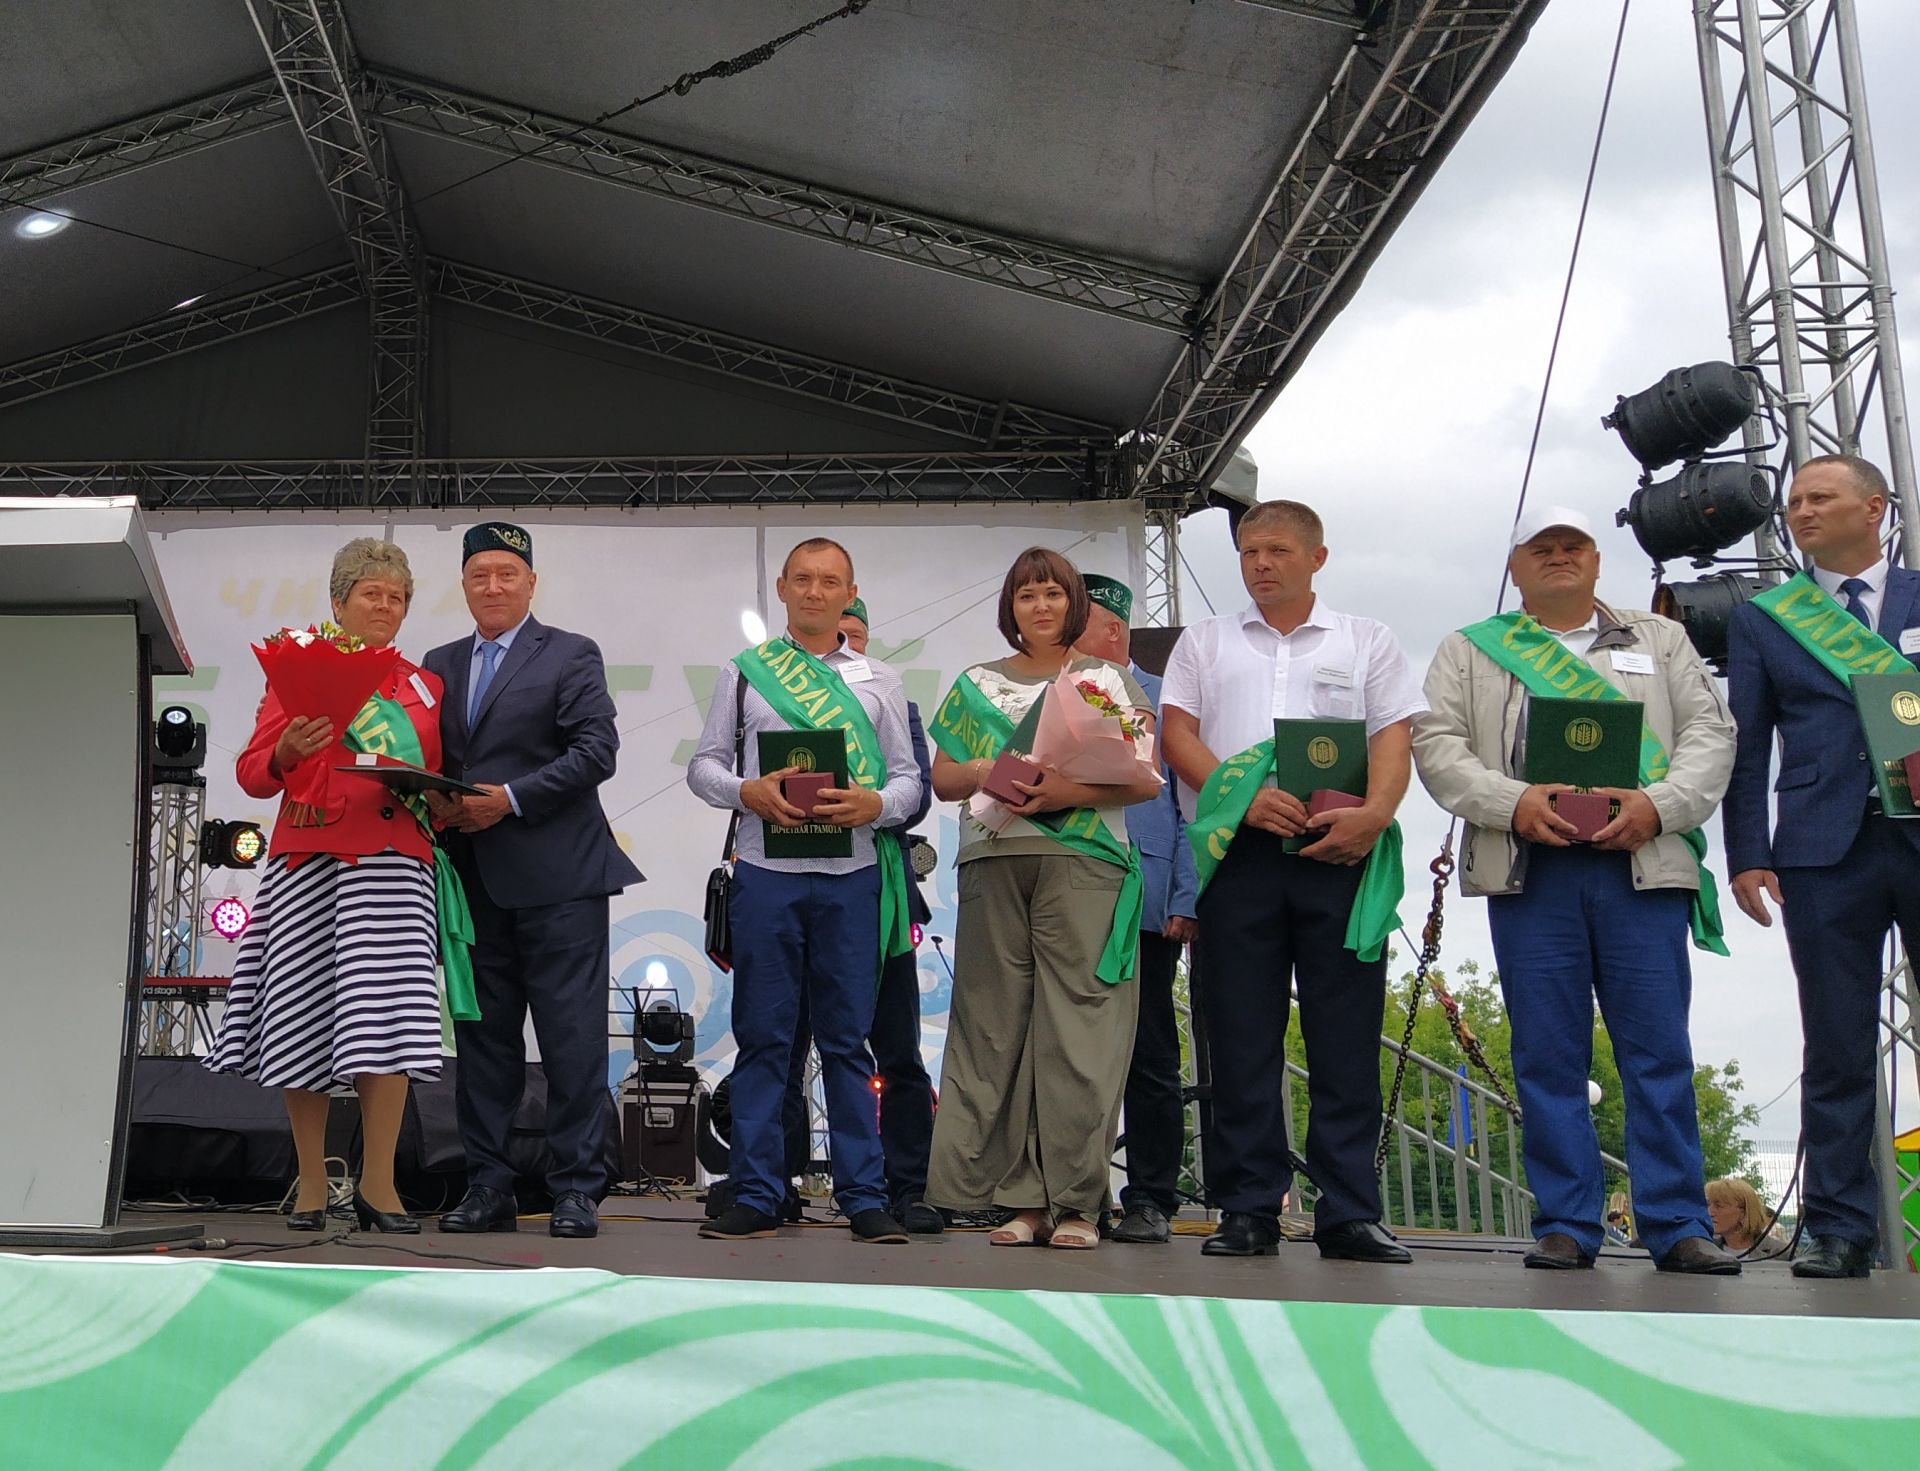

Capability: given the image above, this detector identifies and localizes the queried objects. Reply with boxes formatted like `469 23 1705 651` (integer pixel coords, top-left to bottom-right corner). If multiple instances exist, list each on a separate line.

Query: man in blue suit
423 523 644 1239
1076 574 1198 1244
1724 455 1920 1278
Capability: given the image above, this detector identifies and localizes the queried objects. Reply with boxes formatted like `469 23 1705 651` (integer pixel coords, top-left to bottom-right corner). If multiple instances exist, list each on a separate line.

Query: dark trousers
1487 844 1708 1260
1193 829 1385 1228
452 861 611 1200
1780 809 1920 1246
729 862 888 1217
786 943 935 1205
1120 929 1185 1214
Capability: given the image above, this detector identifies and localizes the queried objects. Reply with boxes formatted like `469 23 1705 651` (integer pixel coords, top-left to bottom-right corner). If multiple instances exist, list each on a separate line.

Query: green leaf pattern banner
1 1257 1913 1467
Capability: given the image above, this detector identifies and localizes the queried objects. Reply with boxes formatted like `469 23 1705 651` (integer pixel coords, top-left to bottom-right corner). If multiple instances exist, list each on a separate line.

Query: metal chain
1377 836 1456 1173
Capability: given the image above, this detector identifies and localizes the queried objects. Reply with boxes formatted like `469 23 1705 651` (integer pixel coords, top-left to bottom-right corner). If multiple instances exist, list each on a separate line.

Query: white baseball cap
1509 504 1597 549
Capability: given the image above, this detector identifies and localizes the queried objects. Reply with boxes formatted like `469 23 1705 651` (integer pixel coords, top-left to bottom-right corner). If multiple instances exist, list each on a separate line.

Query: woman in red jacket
206 538 445 1233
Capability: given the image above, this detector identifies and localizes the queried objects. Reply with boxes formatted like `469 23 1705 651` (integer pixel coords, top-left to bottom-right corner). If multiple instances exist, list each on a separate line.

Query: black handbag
703 670 748 972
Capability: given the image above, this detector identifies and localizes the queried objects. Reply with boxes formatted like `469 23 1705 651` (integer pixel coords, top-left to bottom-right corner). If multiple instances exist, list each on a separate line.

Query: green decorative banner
0 1255 1914 1467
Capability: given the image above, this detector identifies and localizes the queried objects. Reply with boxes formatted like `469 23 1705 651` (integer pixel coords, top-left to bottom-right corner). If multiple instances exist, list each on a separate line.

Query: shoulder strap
721 666 747 861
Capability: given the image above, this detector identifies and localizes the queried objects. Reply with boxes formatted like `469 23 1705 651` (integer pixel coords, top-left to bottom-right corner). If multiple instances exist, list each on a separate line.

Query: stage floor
101 1199 1920 1319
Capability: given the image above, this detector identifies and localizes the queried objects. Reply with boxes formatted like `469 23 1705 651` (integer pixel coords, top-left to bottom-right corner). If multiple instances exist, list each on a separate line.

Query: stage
3 1203 1915 1468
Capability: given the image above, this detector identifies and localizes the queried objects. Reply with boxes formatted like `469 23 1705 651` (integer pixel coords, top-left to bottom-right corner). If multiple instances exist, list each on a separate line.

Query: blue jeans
1487 845 1711 1260
728 862 887 1217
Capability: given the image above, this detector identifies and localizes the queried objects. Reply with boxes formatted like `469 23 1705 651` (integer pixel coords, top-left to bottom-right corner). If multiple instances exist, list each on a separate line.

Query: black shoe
438 1185 519 1234
353 1191 422 1235
849 1207 908 1243
782 1191 806 1223
1523 1232 1594 1270
1201 1211 1281 1257
1791 1234 1873 1279
899 1200 946 1235
699 1204 782 1240
1656 1235 1741 1275
1316 1219 1412 1264
286 1207 327 1232
1110 1204 1171 1245
549 1190 599 1239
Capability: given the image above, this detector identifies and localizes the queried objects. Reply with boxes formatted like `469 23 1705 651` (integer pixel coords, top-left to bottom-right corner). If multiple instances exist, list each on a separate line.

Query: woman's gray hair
329 537 414 605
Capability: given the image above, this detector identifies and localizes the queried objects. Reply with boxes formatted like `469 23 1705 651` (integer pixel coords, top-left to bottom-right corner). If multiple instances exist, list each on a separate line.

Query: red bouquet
253 622 400 825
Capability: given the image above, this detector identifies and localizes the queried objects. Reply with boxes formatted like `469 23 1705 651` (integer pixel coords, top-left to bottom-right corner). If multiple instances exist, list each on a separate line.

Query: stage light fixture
1616 461 1776 564
1652 572 1767 674
1601 361 1756 472
151 704 209 783
156 705 196 758
201 819 266 870
634 987 696 1065
209 897 251 940
910 922 924 949
15 212 69 239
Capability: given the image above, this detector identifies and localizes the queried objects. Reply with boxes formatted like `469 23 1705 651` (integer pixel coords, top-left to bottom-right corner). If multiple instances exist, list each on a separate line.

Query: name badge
1902 628 1920 656
840 657 874 684
1312 663 1355 689
408 671 436 708
1610 651 1654 675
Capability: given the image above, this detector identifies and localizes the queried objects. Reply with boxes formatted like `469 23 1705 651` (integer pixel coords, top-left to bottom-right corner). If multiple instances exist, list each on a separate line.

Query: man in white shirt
1415 506 1739 1275
1161 500 1425 1261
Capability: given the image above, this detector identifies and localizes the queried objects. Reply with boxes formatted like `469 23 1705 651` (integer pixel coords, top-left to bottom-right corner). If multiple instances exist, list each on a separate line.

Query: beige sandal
989 1210 1053 1247
1049 1215 1099 1250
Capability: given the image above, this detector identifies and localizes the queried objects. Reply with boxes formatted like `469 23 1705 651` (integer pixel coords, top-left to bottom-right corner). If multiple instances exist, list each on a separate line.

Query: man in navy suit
422 522 644 1239
1724 455 1920 1278
1076 574 1198 1244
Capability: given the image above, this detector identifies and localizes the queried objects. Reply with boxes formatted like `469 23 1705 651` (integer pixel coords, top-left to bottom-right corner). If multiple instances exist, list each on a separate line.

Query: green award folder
757 728 853 859
1273 718 1367 853
1850 672 1920 818
1522 697 1642 790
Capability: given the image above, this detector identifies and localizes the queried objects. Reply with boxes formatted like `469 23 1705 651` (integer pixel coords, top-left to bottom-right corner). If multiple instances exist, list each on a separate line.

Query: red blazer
237 656 445 865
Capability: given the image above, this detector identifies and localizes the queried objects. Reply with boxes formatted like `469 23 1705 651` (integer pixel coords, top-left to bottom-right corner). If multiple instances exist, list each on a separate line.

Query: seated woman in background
923 547 1162 1250
1706 1176 1792 1260
205 538 447 1234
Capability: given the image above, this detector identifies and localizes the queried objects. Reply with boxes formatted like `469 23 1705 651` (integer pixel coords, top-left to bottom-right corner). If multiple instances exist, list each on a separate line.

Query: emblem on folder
786 746 817 771
1564 717 1604 753
1893 691 1920 727
1307 736 1339 770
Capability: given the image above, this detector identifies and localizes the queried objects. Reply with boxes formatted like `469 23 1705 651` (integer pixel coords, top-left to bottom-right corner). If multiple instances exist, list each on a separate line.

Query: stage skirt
205 852 443 1091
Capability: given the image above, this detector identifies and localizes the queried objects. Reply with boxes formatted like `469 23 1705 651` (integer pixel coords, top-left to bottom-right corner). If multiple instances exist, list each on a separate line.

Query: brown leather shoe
1656 1236 1742 1275
1522 1232 1593 1270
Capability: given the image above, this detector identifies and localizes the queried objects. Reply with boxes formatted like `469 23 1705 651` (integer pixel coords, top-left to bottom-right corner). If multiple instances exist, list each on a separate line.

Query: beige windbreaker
1412 603 1736 898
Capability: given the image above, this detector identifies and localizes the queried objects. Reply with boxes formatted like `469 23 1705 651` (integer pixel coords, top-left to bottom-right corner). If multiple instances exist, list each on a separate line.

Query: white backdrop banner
148 504 1144 1094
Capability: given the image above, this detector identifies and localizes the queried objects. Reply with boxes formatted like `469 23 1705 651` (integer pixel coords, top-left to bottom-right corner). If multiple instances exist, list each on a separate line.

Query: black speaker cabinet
619 1064 702 1185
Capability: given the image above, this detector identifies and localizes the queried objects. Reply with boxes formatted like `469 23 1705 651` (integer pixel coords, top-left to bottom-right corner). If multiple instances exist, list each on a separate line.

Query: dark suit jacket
894 702 934 928
424 615 644 908
1128 665 1198 936
1723 566 1920 873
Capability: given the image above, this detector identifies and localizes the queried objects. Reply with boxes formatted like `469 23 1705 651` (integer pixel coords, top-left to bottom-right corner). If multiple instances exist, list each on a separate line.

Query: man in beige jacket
1414 506 1740 1276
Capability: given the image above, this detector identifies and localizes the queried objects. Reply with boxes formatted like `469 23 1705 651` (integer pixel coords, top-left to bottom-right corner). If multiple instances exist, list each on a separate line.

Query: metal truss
361 71 1201 332
0 79 287 214
0 450 1104 511
1873 954 1919 1271
430 259 1103 445
140 783 207 1058
0 265 360 410
245 1 425 467
1693 0 1918 566
1140 506 1184 627
1234 0 1373 25
1131 0 1545 506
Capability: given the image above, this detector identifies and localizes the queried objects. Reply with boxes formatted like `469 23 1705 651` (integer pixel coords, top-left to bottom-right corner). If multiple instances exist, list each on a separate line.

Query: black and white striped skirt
205 852 443 1091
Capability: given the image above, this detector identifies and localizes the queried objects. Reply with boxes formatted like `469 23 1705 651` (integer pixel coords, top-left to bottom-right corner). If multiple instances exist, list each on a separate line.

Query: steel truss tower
1694 0 1919 1270
141 783 209 1057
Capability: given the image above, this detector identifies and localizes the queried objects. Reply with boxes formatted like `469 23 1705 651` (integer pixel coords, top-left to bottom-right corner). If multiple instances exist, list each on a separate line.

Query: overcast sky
1176 0 1920 1140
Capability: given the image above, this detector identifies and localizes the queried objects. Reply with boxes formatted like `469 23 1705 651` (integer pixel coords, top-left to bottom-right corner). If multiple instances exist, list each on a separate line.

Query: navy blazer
424 615 644 909
1129 665 1199 936
1723 566 1920 873
893 701 935 928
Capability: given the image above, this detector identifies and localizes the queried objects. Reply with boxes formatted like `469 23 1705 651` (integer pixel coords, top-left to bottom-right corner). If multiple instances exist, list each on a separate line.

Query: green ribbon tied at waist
732 639 914 978
344 689 479 1021
1457 611 1729 957
1186 739 1404 963
930 672 1144 985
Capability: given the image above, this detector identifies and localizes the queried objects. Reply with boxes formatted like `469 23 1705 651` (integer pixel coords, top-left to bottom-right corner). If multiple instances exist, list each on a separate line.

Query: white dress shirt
469 612 532 814
1541 616 1599 659
1160 598 1427 820
1812 556 1889 631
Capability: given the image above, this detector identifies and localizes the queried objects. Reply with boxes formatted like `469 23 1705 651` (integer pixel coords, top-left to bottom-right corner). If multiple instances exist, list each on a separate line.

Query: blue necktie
468 640 501 726
1838 577 1872 628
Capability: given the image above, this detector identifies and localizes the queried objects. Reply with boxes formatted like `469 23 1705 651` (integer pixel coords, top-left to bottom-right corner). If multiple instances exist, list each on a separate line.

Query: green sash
732 640 913 973
930 672 1144 985
344 690 479 1021
1186 742 1404 964
1458 612 1729 956
1751 572 1917 684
